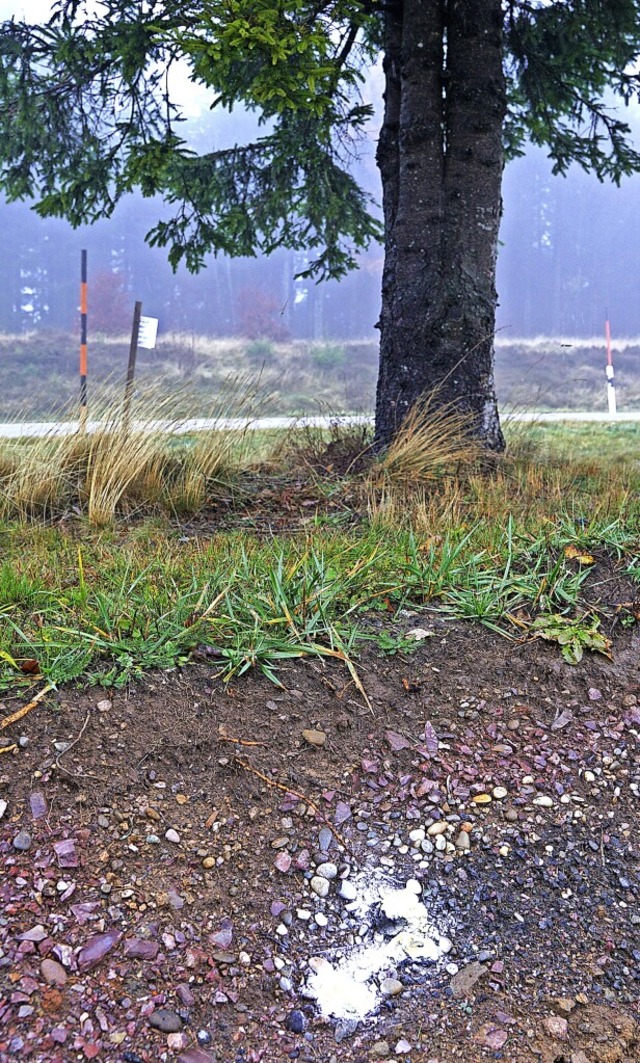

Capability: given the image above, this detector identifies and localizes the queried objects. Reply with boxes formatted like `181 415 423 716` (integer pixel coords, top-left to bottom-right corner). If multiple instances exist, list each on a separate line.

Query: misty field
0 331 639 423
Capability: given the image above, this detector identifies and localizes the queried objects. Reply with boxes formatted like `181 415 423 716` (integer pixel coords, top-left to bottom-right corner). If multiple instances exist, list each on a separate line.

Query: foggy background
1 0 639 344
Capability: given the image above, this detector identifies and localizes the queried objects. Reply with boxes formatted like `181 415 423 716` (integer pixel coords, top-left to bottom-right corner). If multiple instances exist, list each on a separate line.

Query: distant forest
2 137 640 341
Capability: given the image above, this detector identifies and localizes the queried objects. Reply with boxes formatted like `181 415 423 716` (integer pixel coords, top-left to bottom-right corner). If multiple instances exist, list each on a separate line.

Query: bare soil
1 594 639 1063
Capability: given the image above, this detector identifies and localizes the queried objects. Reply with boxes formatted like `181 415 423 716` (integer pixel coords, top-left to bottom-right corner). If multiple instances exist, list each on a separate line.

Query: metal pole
79 250 88 431
123 301 142 433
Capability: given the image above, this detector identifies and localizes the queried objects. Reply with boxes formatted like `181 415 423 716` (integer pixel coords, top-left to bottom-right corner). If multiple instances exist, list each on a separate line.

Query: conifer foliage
1 1 640 447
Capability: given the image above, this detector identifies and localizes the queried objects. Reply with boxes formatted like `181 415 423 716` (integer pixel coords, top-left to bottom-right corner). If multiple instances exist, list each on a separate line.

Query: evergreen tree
1 1 640 447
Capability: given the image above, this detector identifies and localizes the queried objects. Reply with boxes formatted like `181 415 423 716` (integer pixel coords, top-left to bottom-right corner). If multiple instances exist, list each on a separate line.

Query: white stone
310 876 330 898
315 862 338 880
338 881 358 901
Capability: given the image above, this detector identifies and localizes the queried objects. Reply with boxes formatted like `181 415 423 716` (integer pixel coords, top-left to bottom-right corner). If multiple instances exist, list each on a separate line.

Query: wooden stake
123 300 142 434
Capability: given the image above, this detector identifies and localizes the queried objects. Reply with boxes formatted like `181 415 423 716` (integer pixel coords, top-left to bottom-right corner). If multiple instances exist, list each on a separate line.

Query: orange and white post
80 249 88 431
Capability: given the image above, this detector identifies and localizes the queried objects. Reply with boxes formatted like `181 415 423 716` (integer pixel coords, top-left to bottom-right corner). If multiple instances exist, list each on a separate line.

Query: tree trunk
375 0 506 451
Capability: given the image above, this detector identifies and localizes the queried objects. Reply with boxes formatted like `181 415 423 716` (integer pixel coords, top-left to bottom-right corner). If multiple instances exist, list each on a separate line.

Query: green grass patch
0 420 638 692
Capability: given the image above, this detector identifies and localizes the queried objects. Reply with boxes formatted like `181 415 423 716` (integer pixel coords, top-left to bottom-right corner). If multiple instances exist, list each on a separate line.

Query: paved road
0 410 639 439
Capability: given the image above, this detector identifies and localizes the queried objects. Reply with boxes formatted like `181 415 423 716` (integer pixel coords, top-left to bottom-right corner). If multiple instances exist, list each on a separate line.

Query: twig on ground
233 754 353 855
0 743 17 754
1 682 54 731
219 727 266 747
54 712 97 779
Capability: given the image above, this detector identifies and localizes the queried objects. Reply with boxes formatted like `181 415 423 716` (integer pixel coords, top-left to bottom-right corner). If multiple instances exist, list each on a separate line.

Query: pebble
275 852 292 873
380 977 403 996
202 857 216 869
492 786 508 800
504 809 518 822
0 799 7 819
12 831 31 851
310 877 330 899
149 1009 183 1033
165 828 181 843
338 881 357 901
455 831 471 850
435 834 446 851
533 795 554 807
146 834 161 844
302 729 326 747
315 913 328 927
318 827 333 851
427 821 448 836
286 1010 306 1034
40 959 68 986
315 862 338 881
543 1015 568 1039
370 1042 391 1059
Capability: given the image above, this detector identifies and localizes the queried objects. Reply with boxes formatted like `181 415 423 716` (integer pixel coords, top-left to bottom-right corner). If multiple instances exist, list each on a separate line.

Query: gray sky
0 0 51 18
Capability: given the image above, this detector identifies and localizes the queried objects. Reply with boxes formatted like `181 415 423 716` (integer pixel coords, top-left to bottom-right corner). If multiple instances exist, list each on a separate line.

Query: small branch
54 712 96 779
218 726 266 747
0 743 17 755
1 682 54 731
233 754 353 855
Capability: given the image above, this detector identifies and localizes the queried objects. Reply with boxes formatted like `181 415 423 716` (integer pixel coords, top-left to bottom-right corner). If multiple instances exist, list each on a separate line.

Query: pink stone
123 938 159 960
210 919 233 949
30 792 48 820
53 839 78 868
543 1016 568 1039
77 929 122 972
274 852 291 873
41 959 68 986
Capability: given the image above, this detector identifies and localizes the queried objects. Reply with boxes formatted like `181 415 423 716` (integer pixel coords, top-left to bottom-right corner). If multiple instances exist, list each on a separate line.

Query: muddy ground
0 606 639 1063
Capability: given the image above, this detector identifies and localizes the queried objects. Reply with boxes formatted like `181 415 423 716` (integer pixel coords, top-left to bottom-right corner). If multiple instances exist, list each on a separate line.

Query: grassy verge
0 419 638 696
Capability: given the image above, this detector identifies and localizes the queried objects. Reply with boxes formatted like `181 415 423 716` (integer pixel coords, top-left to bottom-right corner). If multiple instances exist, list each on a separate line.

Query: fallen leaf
19 658 40 675
564 544 595 565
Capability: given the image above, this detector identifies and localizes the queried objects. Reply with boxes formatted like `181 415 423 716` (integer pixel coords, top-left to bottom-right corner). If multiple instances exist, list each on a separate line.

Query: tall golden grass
0 379 269 524
364 395 481 527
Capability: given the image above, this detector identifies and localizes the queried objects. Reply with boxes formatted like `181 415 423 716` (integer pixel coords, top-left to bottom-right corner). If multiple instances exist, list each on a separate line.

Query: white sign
138 316 158 349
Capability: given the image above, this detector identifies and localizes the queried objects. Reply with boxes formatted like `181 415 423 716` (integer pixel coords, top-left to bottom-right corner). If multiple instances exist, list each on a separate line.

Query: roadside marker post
123 300 142 434
79 250 88 431
605 315 617 418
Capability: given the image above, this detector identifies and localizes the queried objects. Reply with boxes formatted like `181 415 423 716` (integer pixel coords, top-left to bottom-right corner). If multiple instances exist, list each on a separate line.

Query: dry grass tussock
365 396 481 527
0 379 269 524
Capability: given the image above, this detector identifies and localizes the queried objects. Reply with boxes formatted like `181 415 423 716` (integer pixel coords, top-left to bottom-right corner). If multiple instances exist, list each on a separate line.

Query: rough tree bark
375 0 507 451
